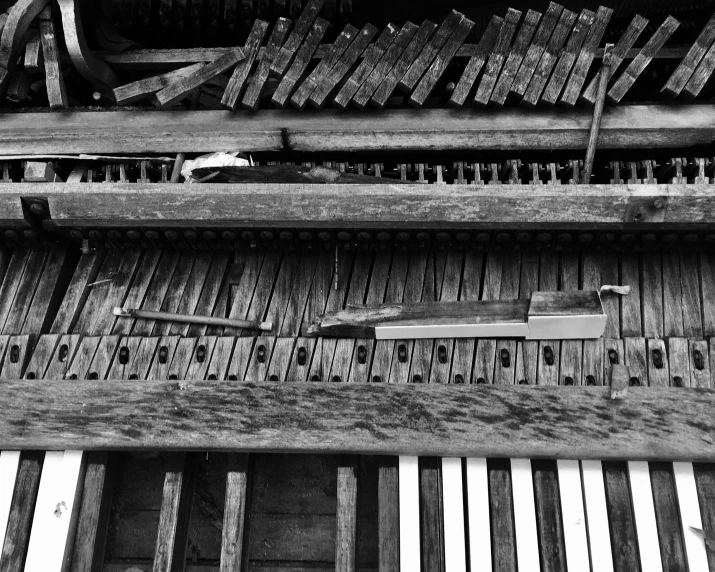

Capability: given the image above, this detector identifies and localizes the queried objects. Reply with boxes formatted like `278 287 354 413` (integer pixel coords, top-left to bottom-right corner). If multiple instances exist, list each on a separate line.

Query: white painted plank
399 455 420 572
376 322 529 340
627 461 663 572
511 458 539 572
25 450 84 572
442 457 466 572
0 450 20 546
557 460 590 572
673 462 709 572
466 457 491 571
581 460 614 572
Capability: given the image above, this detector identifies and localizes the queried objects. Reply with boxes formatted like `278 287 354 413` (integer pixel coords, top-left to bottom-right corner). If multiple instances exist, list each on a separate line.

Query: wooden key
0 450 20 547
580 460 614 572
371 20 436 108
647 338 669 387
349 21 419 109
335 457 358 572
512 458 540 572
295 22 359 109
690 340 712 388
663 252 685 337
0 335 29 378
39 10 67 109
310 23 377 108
474 8 521 105
628 461 664 572
559 6 612 107
221 453 250 571
111 250 163 336
271 18 329 107
511 2 562 98
490 9 541 106
522 7 576 107
242 18 291 110
226 337 254 381
557 460 589 571
608 16 680 104
620 253 642 337
641 253 664 338
624 337 647 386
680 253 703 338
270 0 323 78
334 23 398 109
410 15 474 108
399 455 420 571
157 47 245 107
23 26 42 72
663 12 715 98
114 63 204 105
399 10 463 94
668 337 690 387
541 8 596 106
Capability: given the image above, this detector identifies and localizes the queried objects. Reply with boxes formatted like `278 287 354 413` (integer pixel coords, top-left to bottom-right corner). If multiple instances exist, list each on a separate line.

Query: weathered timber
0 381 714 461
23 183 715 229
0 106 710 154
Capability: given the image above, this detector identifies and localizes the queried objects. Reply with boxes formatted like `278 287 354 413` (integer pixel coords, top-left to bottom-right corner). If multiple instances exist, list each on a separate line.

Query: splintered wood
0 0 710 111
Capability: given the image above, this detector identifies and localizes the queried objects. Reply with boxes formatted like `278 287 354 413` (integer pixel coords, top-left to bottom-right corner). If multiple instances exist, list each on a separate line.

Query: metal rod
113 307 272 332
582 44 614 184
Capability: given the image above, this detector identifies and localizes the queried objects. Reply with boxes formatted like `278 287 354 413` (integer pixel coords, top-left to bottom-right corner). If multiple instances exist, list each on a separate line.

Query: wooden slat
1 381 715 460
662 13 715 98
608 16 680 104
673 462 710 572
0 450 20 552
512 458 541 572
222 19 268 110
39 11 67 109
511 2 562 98
581 15 648 104
650 462 687 571
559 6 612 107
335 457 358 572
581 460 614 572
474 9 520 106
334 23 398 110
220 453 250 572
271 18 329 107
371 20 436 108
242 17 291 111
603 462 640 572
628 461 664 571
490 9 540 107
352 21 418 110
522 7 576 107
270 0 322 77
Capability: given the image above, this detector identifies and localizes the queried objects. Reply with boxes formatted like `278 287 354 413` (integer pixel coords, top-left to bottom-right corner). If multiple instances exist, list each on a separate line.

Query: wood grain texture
220 453 249 572
32 182 715 229
335 457 358 572
221 19 268 110
662 12 715 98
1 380 715 460
0 105 711 154
242 18 291 111
39 15 67 109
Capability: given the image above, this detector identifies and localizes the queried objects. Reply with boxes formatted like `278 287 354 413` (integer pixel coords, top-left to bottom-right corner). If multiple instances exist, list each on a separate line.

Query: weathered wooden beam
0 380 714 461
13 182 715 229
0 106 710 154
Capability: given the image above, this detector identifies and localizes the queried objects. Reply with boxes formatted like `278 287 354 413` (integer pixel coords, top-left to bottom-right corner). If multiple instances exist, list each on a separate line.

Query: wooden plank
662 13 715 98
1 248 47 334
662 252 684 337
353 21 418 110
39 13 67 109
474 9 521 106
418 456 443 572
683 36 715 100
2 106 715 153
156 47 245 108
334 23 398 110
680 253 703 338
690 339 711 389
0 451 44 572
603 462 640 572
112 249 163 335
3 381 715 460
290 23 358 110
271 18 329 107
220 453 249 572
0 335 30 378
650 462 688 572
153 453 197 572
465 458 490 570
541 8 596 106
242 18 291 111
693 463 715 571
222 19 268 110
625 337 647 386
522 7 576 107
335 457 358 572
371 20 436 108
0 0 49 76
701 253 715 337
113 63 205 105
608 16 680 104
0 450 20 552
511 2 562 98
621 254 642 337
399 10 463 95
490 9 540 107
377 456 398 571
24 26 42 72
668 337 690 388
310 23 378 108
270 0 323 78
581 15 648 104
641 253 664 338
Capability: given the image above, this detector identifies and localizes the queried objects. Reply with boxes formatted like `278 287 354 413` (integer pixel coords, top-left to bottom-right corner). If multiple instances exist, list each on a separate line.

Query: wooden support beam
18 182 715 229
0 380 714 461
0 106 709 154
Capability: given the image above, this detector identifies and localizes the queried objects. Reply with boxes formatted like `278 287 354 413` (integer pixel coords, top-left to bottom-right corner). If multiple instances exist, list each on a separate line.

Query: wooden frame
0 380 713 460
0 106 710 154
7 182 715 229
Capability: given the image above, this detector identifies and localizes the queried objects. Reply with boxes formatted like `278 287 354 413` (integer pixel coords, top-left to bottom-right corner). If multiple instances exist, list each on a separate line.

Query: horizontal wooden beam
96 46 690 70
10 183 715 228
0 106 710 154
0 380 713 460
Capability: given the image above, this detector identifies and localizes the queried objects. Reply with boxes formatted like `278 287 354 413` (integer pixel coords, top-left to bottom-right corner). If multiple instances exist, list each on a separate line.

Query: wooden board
1 381 715 460
0 106 712 153
37 182 715 229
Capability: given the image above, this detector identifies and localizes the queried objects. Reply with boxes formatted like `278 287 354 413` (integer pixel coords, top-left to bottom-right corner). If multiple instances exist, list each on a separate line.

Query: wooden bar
27 182 715 229
0 380 714 460
0 105 710 154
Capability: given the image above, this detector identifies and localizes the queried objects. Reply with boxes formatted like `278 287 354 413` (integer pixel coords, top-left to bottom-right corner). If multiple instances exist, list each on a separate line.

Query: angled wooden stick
582 43 613 184
113 307 272 332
